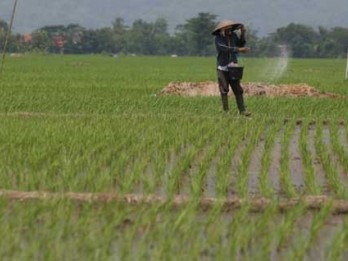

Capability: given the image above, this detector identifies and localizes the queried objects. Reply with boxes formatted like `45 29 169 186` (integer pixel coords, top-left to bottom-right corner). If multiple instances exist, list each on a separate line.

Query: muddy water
216 209 347 261
289 125 305 192
157 147 188 196
179 146 210 197
153 121 346 199
203 145 228 198
308 124 328 194
228 141 247 196
269 131 282 194
247 137 265 195
322 125 348 187
270 213 345 261
338 124 348 154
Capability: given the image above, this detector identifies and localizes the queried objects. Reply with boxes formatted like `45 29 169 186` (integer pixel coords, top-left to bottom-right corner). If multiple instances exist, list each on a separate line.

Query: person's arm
215 35 239 53
238 27 251 53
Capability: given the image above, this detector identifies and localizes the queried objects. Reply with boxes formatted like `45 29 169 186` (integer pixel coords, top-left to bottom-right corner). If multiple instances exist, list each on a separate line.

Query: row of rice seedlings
156 118 211 186
235 120 266 197
243 203 279 260
118 205 161 260
131 117 207 194
215 121 248 198
140 117 205 195
165 120 220 197
299 120 321 195
0 200 132 260
329 122 348 175
134 202 199 260
190 121 232 198
76 117 159 192
315 121 347 198
113 120 159 191
326 217 348 260
204 209 229 259
0 116 166 193
119 123 171 194
189 139 222 198
83 121 150 192
275 203 306 251
1 197 347 260
74 116 198 193
279 120 297 197
289 202 333 260
140 139 169 194
225 204 277 260
227 205 251 259
258 120 283 197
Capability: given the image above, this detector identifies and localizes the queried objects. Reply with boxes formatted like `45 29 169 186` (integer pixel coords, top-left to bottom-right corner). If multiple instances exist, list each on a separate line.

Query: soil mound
161 81 343 98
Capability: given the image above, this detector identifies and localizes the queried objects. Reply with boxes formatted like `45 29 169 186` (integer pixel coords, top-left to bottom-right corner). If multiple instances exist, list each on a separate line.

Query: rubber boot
221 94 229 112
236 94 251 116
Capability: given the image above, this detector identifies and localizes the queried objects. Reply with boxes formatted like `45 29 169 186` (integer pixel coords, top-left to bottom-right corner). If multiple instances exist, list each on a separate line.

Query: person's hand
238 47 251 53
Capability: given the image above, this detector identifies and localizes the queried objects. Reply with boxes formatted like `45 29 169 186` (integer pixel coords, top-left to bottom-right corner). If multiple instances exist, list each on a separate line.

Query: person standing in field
212 20 251 116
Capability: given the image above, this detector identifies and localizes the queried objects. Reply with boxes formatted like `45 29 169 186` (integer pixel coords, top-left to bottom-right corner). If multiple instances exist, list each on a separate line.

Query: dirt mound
161 81 343 98
2 189 348 214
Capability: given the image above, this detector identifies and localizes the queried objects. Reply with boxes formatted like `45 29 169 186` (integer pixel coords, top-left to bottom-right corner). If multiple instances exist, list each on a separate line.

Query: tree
0 19 9 50
31 30 52 52
36 25 66 53
241 27 259 57
152 18 171 55
64 24 86 54
126 18 171 55
95 27 117 53
175 12 217 56
326 27 348 57
272 23 319 57
316 26 348 58
112 17 128 53
80 29 99 53
254 35 280 57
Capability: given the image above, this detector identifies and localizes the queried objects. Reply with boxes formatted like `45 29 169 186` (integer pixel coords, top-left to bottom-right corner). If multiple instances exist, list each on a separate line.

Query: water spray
0 0 19 74
258 44 290 82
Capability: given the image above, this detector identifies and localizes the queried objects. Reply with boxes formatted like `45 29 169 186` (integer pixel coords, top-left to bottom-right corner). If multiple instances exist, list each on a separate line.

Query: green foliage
31 31 52 52
1 13 348 57
0 56 348 259
175 12 217 56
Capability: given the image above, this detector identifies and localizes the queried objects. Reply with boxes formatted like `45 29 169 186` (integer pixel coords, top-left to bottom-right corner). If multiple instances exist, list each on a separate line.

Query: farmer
212 20 251 116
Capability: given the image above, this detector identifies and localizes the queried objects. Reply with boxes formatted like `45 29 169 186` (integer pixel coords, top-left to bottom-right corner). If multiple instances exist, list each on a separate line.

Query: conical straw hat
212 20 243 35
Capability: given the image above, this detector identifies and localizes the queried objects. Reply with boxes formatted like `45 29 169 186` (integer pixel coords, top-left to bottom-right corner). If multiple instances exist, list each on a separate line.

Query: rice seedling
279 120 297 197
299 120 321 195
315 121 347 198
0 56 348 260
258 120 282 197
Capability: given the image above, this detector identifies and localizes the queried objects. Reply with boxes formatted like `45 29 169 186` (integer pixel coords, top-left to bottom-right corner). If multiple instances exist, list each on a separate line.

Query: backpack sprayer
0 0 19 74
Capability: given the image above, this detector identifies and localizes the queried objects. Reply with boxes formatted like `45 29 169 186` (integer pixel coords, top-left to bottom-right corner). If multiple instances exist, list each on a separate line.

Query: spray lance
0 0 19 74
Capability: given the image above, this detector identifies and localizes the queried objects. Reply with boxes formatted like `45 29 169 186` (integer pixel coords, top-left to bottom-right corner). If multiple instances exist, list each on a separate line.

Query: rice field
0 55 348 260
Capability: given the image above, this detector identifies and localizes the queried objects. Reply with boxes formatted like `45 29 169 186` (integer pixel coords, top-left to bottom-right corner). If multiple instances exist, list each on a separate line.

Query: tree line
1 12 348 58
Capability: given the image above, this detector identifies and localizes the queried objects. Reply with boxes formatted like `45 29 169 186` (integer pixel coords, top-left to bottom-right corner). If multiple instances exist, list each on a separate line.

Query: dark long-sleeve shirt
215 33 246 68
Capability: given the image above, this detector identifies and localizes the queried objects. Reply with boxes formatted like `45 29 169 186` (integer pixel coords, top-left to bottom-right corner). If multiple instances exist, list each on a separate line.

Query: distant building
23 34 32 43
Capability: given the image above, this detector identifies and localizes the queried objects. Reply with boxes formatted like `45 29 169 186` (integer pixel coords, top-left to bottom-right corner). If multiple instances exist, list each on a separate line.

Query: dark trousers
217 70 246 112
217 70 244 95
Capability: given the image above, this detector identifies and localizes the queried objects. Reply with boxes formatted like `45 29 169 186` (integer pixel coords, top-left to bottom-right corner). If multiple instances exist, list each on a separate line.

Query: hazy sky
1 0 348 36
